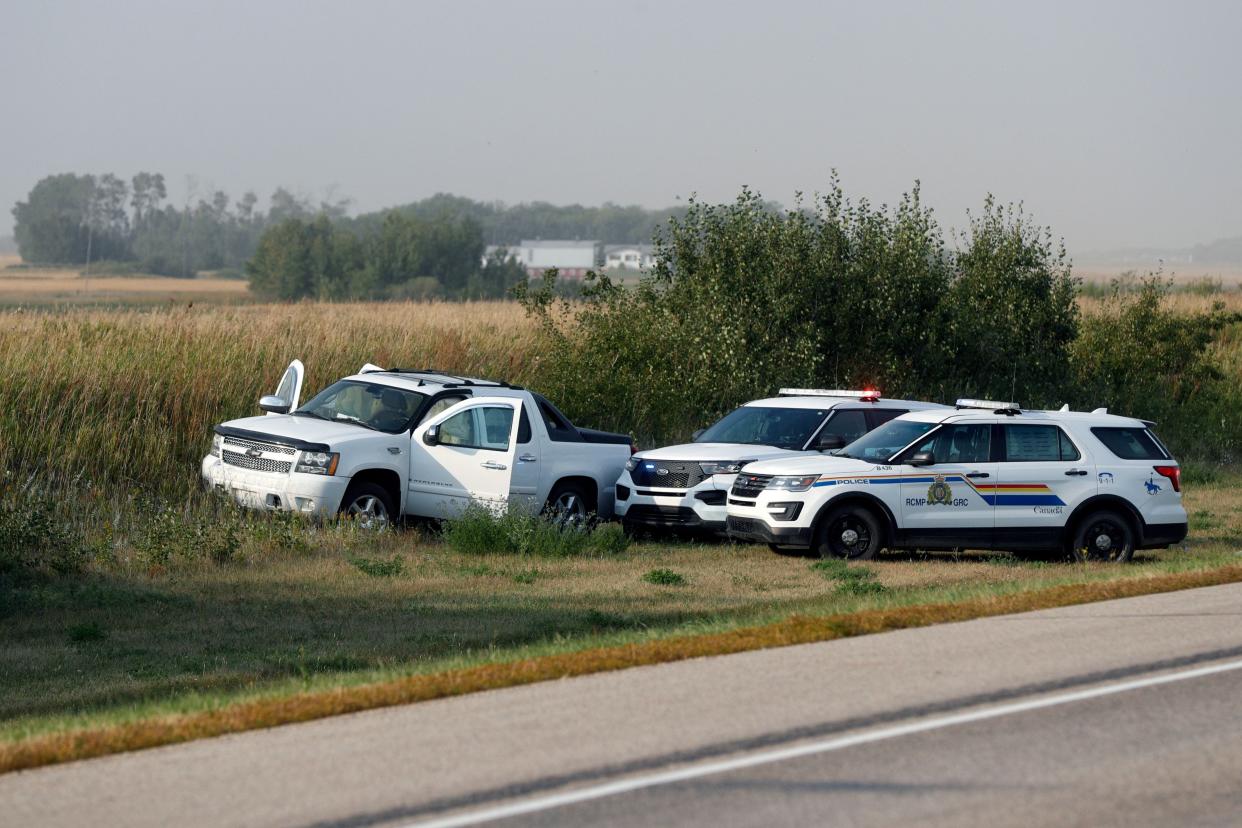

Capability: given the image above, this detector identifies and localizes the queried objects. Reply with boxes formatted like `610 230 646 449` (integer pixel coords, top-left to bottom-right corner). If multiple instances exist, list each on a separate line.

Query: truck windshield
837 420 937 462
293 380 426 434
694 406 830 450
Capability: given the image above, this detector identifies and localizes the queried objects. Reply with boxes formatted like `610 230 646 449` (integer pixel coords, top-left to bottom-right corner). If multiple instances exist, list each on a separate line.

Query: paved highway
6 583 1242 827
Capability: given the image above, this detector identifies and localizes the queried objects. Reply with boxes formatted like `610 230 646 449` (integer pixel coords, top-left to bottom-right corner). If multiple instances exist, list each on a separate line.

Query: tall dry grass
0 302 536 495
2 292 1238 498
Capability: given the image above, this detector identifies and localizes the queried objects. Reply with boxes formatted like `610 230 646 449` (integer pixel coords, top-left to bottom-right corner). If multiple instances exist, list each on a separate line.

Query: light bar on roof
779 388 881 401
956 398 1021 411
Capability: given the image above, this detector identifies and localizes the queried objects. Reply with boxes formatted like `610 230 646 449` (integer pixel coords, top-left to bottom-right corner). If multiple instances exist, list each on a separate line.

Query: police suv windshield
836 419 937 462
694 406 830 451
293 380 427 434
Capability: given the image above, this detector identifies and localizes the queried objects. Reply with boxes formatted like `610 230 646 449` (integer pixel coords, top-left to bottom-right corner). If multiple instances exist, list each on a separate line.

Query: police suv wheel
1070 510 1134 563
815 505 883 560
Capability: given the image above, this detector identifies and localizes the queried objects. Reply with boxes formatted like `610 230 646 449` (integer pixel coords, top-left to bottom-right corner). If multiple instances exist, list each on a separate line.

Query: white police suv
725 400 1188 561
615 390 947 534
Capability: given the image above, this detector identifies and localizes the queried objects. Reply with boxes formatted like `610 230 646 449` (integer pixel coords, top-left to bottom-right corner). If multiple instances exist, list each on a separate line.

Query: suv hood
216 414 392 449
740 455 881 477
636 442 808 464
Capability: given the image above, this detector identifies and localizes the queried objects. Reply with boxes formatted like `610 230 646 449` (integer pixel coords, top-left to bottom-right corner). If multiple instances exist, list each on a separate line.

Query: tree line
246 212 529 300
11 176 688 297
11 172 345 277
518 179 1241 461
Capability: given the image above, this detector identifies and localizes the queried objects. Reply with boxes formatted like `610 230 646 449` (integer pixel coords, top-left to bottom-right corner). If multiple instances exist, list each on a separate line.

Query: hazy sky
3 0 1240 252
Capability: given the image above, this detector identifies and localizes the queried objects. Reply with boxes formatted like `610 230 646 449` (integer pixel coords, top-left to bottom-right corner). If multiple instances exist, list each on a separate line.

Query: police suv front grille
222 436 297 456
630 461 706 489
730 473 772 499
222 451 293 474
726 516 764 536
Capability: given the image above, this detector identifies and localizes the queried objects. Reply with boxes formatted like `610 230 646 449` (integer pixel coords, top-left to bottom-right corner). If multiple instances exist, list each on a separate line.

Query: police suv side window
909 424 991 464
866 409 905 430
1004 425 1079 462
1091 427 1169 460
821 409 868 443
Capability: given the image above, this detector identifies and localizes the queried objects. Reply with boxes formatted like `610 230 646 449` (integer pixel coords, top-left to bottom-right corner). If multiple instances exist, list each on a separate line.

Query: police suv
615 390 947 534
725 400 1188 561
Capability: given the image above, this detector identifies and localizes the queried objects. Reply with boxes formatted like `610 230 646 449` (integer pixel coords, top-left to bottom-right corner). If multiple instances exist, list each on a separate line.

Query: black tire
813 504 883 560
544 481 593 527
1069 510 1135 563
339 481 396 530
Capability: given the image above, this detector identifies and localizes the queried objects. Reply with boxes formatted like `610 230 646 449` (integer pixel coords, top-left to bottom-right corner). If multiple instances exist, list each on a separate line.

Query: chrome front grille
222 436 296 456
221 451 293 474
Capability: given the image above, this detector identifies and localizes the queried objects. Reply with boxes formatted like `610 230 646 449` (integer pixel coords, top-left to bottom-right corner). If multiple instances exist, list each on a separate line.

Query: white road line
407 657 1242 828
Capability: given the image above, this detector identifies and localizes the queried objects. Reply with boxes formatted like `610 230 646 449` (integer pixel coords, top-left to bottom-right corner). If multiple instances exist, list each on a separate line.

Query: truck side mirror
422 425 440 446
816 434 846 451
259 395 290 414
691 428 706 441
910 451 935 467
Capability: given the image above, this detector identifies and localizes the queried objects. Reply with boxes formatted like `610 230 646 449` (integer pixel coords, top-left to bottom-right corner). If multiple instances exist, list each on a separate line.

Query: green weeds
441 505 630 557
643 568 687 586
811 558 887 596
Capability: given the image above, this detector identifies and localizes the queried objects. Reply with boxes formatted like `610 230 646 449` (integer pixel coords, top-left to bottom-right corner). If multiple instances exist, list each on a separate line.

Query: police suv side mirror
816 434 846 452
910 451 935 467
259 395 290 414
691 428 706 441
423 425 440 446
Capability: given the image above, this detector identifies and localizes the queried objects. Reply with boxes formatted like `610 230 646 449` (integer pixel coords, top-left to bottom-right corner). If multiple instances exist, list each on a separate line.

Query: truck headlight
210 434 223 457
625 456 643 472
295 451 339 475
768 475 820 492
699 461 746 475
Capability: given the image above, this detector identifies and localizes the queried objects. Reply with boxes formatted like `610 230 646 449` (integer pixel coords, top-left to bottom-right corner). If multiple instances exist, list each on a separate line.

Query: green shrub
441 504 629 557
517 183 1078 445
0 491 88 579
1070 276 1242 463
642 568 686 586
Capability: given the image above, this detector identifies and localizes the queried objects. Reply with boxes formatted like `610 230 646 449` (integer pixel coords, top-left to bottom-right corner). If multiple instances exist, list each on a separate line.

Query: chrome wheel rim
346 495 389 530
549 492 587 527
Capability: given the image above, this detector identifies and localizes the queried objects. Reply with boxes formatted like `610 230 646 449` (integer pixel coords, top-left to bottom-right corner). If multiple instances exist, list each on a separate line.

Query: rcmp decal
813 473 1066 507
927 475 953 505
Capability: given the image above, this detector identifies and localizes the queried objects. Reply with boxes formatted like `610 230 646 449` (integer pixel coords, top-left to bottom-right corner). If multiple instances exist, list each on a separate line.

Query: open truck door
406 397 521 518
260 359 304 415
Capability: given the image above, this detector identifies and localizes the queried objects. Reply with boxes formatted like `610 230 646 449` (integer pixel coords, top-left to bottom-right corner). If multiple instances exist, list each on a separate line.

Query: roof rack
955 398 1021 415
380 369 523 390
779 388 881 402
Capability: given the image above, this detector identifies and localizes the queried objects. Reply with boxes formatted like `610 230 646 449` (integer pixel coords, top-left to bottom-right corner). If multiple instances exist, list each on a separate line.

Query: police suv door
993 423 1096 549
897 422 997 548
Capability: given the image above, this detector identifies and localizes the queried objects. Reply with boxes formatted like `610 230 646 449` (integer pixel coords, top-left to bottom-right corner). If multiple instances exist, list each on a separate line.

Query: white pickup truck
201 361 634 528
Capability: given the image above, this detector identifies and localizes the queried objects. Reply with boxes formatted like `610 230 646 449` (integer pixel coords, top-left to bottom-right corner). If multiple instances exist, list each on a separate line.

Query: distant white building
604 244 655 271
483 240 601 279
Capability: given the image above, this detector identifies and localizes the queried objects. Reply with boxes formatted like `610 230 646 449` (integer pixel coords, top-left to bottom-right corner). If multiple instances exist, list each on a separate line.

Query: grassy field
0 268 1239 768
2 475 1239 754
0 255 251 306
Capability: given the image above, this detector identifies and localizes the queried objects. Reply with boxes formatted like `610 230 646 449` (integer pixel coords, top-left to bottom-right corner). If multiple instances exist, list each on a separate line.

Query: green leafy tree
518 182 1080 445
1071 276 1240 461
